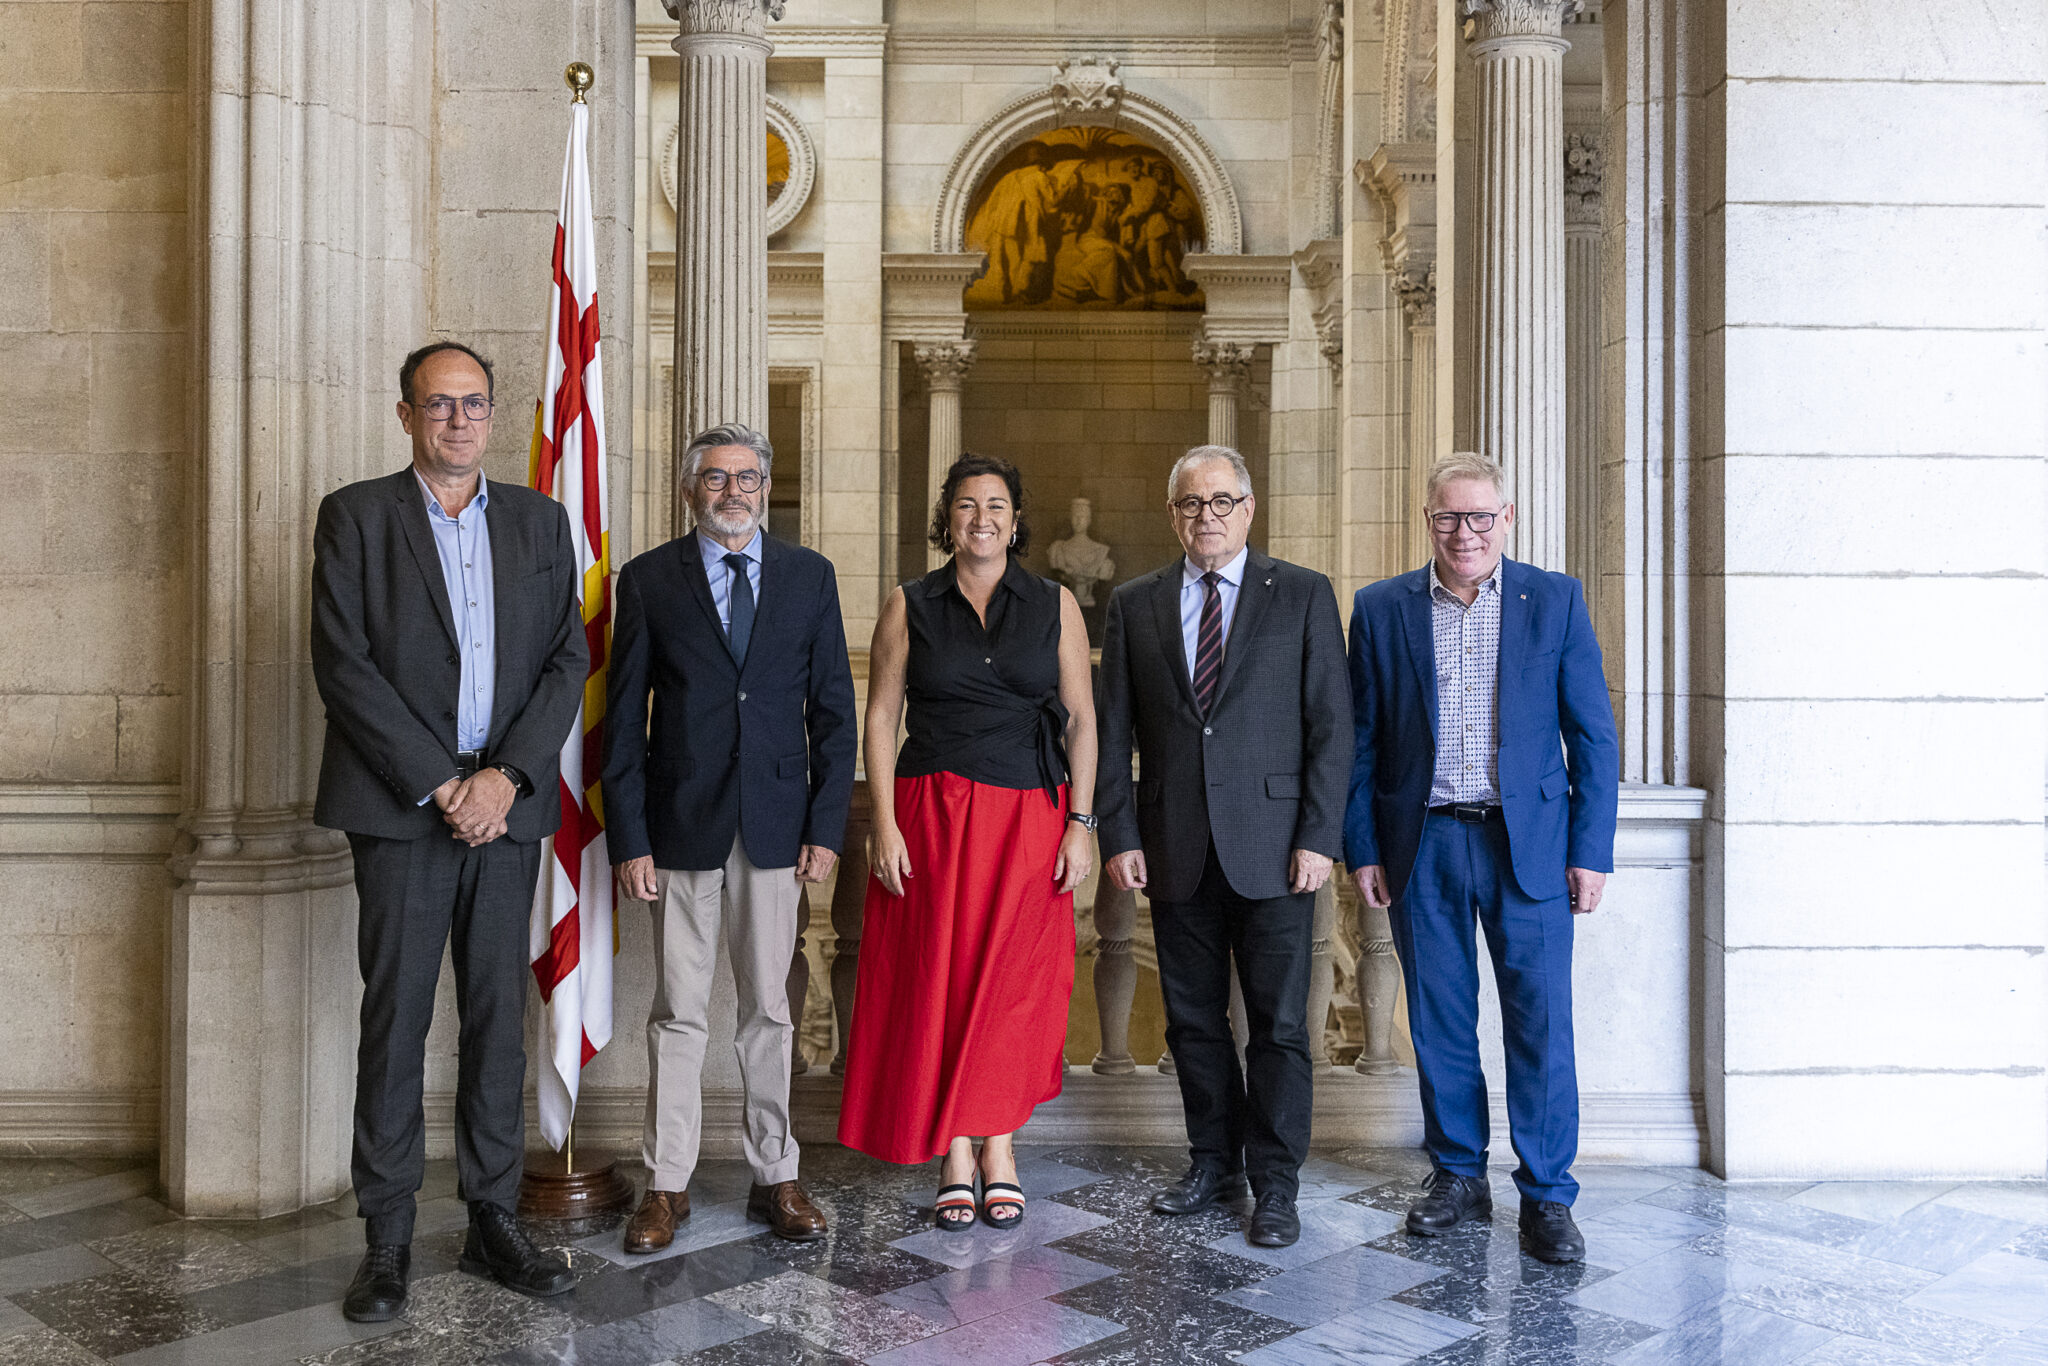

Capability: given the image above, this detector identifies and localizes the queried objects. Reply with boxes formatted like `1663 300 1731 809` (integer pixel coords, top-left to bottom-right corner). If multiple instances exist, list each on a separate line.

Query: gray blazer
1095 549 1352 904
311 468 588 843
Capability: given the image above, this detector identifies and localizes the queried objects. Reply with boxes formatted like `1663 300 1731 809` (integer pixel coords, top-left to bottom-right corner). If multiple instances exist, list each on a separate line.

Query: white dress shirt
1178 545 1249 680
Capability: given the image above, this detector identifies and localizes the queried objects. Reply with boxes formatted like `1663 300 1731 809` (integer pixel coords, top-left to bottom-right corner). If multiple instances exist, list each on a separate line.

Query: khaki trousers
646 838 801 1190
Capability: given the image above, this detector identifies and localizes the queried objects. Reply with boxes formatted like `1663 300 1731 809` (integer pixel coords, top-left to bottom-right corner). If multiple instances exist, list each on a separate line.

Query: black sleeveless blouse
895 557 1069 801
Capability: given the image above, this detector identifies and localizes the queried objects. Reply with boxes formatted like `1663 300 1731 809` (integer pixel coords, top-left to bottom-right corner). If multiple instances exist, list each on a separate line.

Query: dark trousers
1390 812 1579 1205
1151 843 1314 1200
348 831 542 1245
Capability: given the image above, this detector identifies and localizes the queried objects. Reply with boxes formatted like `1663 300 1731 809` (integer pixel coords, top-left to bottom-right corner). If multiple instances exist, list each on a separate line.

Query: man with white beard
600 423 859 1252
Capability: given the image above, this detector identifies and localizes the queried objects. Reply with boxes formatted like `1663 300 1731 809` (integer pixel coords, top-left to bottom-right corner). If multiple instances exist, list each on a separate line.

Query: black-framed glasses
413 395 493 421
1171 493 1245 520
1429 509 1501 534
696 468 764 493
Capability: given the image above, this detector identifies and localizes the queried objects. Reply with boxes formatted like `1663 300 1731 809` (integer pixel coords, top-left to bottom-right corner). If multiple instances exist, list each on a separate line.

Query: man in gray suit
311 341 587 1322
1096 444 1350 1249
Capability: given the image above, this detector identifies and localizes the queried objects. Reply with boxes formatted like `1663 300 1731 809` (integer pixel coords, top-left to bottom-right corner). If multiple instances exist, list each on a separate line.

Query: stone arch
932 85 1242 256
1381 0 1438 145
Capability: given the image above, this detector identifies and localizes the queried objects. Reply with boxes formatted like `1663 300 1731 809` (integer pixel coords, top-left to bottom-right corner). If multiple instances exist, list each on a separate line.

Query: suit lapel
393 471 459 648
1210 549 1273 706
1402 570 1438 735
1149 562 1198 714
675 534 728 651
739 536 789 677
1496 558 1538 737
485 490 526 746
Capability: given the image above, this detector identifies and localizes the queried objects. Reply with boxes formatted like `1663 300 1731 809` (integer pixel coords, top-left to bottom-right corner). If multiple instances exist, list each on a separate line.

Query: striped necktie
1192 570 1223 714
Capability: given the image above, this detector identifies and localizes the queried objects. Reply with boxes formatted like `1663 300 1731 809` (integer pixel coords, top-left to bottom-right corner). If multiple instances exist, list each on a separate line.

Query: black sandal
980 1181 1026 1230
935 1182 978 1231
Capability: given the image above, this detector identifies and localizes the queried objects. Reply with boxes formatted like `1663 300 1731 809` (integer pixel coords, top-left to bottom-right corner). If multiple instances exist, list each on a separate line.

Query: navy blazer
601 532 858 873
1344 558 1619 902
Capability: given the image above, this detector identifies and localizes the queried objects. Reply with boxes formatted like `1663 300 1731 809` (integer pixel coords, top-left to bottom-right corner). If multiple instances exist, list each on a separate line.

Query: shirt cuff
418 774 458 807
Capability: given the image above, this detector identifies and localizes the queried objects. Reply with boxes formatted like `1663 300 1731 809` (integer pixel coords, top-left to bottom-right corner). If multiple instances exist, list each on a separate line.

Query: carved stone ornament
1316 0 1344 63
913 340 978 388
1317 318 1343 366
661 97 815 236
1191 338 1255 387
663 0 785 39
1459 0 1582 41
1565 132 1602 225
1394 265 1437 327
1052 56 1124 116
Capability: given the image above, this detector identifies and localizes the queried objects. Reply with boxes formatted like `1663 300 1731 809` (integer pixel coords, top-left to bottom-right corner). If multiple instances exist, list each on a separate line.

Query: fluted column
1192 339 1254 449
915 340 977 570
1465 0 1576 568
668 0 780 534
1564 131 1602 605
1397 267 1439 569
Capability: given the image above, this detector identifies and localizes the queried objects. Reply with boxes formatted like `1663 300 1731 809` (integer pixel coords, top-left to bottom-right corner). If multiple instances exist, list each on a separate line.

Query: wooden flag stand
518 1118 636 1236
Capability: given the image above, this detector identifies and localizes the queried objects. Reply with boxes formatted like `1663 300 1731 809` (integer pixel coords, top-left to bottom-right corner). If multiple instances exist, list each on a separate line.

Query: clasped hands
433 769 514 846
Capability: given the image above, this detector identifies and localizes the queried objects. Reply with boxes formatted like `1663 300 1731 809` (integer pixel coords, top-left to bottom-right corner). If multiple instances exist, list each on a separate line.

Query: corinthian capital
664 0 785 38
1565 132 1603 225
913 340 977 389
1192 338 1255 389
1460 0 1581 43
1394 265 1437 328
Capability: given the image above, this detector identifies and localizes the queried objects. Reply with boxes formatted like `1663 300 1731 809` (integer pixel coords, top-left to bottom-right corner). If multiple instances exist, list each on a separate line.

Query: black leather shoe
459 1203 575 1298
1246 1192 1300 1247
342 1244 409 1322
1520 1199 1585 1263
1151 1166 1249 1216
1405 1169 1493 1236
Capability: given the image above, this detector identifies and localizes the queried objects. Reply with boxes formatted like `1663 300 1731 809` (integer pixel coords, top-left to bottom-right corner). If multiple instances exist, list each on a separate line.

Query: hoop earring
1009 531 1017 546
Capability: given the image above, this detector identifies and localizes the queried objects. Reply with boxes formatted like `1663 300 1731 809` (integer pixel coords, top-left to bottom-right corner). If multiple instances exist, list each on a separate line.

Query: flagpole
514 59 633 1235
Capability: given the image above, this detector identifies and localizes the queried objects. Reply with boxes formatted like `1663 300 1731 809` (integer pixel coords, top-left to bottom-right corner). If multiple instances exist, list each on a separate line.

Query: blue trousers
1389 811 1579 1205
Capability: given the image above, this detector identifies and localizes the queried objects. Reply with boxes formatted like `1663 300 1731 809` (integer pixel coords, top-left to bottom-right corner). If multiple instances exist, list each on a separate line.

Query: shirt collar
416 469 487 521
697 526 763 568
1182 545 1250 590
1429 557 1503 603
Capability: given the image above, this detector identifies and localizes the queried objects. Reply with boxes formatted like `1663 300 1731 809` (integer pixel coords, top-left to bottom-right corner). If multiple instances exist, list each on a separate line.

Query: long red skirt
836 772 1075 1163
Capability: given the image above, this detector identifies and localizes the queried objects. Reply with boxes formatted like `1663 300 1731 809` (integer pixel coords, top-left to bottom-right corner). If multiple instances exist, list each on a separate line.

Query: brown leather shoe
746 1180 827 1242
623 1188 690 1254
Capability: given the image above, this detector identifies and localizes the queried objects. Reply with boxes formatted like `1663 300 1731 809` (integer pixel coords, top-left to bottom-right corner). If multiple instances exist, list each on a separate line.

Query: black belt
455 749 486 779
1430 802 1500 824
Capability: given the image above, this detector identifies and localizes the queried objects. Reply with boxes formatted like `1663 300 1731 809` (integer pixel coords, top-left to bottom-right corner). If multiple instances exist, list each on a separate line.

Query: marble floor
1 1148 2046 1365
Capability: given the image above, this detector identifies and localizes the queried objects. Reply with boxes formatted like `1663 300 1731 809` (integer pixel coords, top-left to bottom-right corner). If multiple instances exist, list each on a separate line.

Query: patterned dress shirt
1428 558 1502 805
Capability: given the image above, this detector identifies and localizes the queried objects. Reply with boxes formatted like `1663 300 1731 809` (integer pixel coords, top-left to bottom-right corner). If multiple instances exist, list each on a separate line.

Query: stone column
914 341 976 570
1192 339 1254 449
1089 880 1138 1074
1396 267 1439 568
1354 896 1402 1075
1564 131 1602 604
667 0 781 534
1464 0 1576 569
164 1 430 1217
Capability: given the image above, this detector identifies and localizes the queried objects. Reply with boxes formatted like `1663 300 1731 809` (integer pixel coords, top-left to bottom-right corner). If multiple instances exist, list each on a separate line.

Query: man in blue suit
1345 453 1618 1264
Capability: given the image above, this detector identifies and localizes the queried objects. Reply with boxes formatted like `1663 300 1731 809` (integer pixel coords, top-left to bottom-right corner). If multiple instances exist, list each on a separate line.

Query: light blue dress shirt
698 526 763 631
418 471 496 753
1178 544 1248 679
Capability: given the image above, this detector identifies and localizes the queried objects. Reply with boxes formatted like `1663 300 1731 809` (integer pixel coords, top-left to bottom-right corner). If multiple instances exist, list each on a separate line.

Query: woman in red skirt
838 453 1097 1230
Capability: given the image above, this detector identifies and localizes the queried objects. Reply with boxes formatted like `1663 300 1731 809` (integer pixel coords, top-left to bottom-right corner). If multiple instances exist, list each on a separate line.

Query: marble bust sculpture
1047 496 1115 606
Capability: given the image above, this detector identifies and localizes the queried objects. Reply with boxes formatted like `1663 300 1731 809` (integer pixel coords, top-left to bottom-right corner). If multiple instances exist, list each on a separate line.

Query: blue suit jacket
1343 558 1619 902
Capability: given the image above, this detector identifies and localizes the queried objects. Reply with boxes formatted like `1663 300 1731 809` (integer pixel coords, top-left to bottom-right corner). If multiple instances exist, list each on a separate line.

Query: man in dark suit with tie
602 422 858 1253
311 341 587 1321
1096 444 1351 1249
1346 452 1619 1264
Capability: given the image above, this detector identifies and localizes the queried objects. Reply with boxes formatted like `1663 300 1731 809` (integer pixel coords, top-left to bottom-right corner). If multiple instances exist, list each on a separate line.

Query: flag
528 90 614 1152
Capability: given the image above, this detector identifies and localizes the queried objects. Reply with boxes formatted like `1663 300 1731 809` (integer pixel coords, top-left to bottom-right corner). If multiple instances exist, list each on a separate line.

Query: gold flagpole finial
565 62 595 103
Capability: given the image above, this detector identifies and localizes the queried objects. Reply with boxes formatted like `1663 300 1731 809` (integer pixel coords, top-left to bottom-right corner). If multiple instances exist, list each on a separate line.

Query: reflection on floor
0 1147 2045 1365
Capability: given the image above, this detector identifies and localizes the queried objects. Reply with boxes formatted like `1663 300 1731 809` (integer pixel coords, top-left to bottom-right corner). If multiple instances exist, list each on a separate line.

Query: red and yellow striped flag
528 87 613 1152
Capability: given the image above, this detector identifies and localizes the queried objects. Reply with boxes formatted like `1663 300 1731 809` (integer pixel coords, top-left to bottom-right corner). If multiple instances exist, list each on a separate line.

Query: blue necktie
1193 570 1223 714
724 552 754 665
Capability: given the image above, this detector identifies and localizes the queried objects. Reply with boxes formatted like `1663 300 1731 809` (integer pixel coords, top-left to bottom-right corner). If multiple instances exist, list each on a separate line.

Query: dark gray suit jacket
1095 549 1352 903
311 467 588 843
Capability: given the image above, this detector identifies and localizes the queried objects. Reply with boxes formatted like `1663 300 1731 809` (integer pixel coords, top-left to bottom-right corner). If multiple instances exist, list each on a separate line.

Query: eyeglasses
412 395 493 421
696 468 764 493
1171 493 1246 520
1429 510 1502 534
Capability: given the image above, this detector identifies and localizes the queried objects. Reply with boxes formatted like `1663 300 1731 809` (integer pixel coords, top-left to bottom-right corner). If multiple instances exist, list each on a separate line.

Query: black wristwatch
1066 811 1099 831
493 763 531 797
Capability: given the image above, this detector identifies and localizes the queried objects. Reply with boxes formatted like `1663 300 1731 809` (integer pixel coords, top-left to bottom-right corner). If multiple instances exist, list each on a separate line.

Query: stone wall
0 0 192 1148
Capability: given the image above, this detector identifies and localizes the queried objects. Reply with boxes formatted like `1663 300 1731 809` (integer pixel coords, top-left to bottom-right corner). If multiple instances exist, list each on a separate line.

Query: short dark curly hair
928 452 1031 558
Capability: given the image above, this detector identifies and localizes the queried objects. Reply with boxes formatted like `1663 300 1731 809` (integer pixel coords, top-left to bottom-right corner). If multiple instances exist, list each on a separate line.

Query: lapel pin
1519 593 1527 600
1265 578 1273 586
